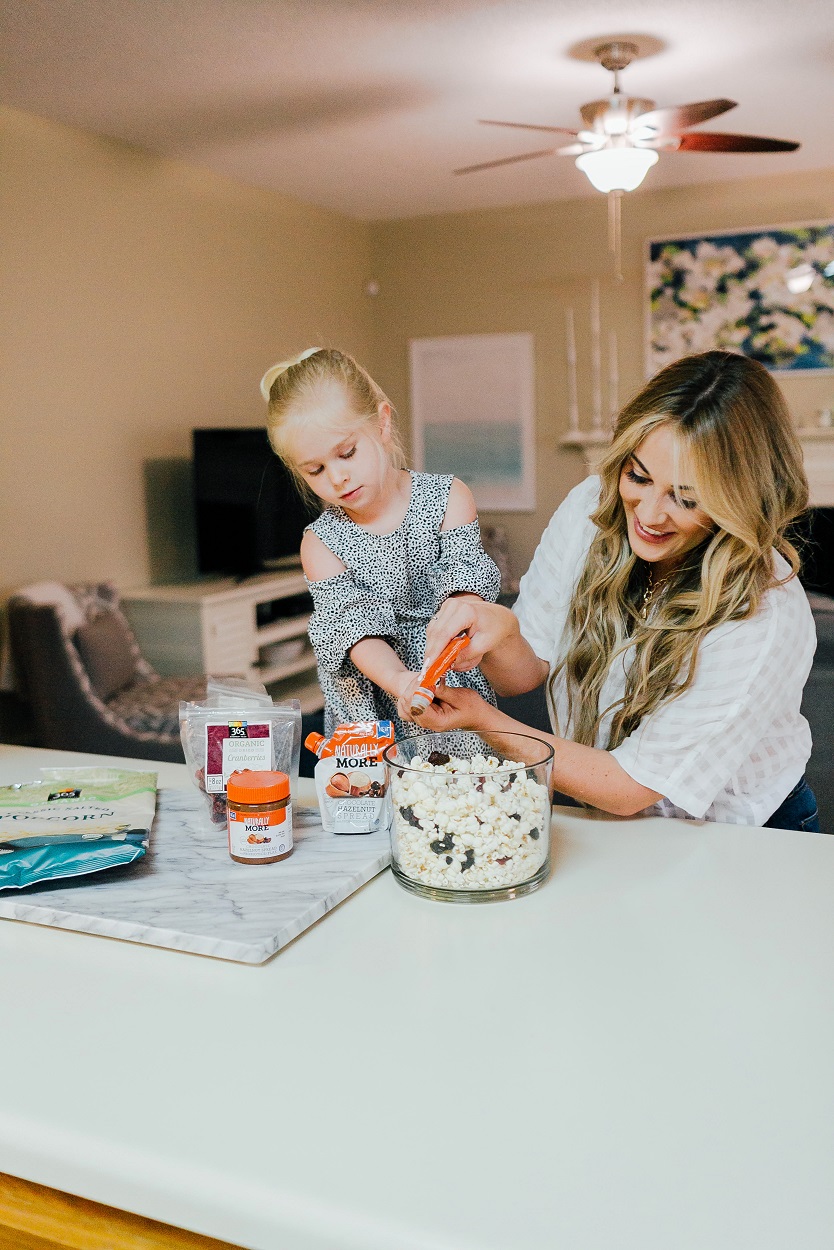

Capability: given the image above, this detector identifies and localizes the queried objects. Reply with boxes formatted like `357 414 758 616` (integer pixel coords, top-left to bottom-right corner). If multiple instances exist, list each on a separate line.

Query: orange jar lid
227 770 290 804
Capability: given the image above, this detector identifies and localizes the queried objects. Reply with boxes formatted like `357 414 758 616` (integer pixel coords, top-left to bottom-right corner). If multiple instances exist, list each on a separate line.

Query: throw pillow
74 611 139 701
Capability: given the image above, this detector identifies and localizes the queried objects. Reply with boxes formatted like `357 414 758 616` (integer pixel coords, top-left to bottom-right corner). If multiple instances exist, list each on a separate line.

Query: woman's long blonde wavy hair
551 350 809 749
260 347 406 506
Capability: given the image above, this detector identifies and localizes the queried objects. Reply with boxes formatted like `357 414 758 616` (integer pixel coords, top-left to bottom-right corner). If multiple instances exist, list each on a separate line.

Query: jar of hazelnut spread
226 770 292 864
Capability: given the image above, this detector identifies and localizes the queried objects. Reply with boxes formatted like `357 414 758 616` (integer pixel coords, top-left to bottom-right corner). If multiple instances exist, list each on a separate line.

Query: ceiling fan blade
676 131 800 152
556 143 587 156
454 148 555 175
634 98 737 136
479 119 578 137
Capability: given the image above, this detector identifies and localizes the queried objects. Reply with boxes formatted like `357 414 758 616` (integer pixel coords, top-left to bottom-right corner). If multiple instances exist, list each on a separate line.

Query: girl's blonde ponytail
259 347 323 401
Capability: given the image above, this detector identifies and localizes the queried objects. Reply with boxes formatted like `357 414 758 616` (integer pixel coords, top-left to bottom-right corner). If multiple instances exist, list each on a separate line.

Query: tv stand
121 571 323 714
261 555 304 573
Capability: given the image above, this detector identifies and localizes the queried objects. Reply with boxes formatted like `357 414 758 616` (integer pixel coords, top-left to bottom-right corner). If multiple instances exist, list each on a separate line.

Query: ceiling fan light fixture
576 145 658 192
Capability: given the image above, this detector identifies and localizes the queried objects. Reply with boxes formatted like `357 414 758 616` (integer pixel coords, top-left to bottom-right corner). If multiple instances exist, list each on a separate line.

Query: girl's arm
301 531 415 704
352 475 510 705
440 478 477 529
429 478 546 694
349 638 416 704
300 530 348 582
427 479 596 696
414 685 662 817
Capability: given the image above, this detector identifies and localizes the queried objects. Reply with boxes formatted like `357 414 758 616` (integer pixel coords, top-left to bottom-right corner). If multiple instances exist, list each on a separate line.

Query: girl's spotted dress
306 471 501 739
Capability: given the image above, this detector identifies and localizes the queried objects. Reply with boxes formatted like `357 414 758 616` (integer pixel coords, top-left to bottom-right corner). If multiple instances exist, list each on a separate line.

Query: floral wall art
646 221 834 376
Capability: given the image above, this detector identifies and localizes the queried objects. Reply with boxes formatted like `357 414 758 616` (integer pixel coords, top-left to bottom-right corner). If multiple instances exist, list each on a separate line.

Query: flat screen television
193 427 312 578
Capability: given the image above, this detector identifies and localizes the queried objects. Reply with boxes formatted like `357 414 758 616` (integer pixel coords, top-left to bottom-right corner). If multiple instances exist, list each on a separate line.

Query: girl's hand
424 596 519 672
409 683 496 733
393 672 428 724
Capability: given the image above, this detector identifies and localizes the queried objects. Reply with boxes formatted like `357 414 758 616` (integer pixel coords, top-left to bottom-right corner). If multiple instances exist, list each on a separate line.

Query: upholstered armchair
5 582 206 763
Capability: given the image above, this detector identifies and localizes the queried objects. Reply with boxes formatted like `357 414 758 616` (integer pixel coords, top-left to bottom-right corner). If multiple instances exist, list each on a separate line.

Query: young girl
260 346 501 738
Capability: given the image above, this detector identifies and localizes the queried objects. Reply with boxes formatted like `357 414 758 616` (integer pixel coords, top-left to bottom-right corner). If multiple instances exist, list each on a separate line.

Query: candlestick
608 329 619 422
565 307 579 433
590 281 603 433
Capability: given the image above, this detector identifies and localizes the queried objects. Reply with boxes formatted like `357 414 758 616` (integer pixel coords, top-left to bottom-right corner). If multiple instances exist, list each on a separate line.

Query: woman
408 351 820 831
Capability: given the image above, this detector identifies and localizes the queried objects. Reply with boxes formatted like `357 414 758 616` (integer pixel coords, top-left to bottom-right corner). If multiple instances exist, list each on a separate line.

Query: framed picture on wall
408 332 536 512
645 220 834 377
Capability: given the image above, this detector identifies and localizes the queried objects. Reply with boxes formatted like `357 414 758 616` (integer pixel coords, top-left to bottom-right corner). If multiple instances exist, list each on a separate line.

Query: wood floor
0 1172 245 1250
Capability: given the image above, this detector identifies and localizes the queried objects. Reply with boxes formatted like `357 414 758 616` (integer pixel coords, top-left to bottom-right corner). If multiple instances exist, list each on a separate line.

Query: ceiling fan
456 40 800 275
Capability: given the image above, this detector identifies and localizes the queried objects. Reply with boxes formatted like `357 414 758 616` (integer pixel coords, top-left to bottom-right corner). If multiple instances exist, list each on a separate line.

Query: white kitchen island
1 744 833 1250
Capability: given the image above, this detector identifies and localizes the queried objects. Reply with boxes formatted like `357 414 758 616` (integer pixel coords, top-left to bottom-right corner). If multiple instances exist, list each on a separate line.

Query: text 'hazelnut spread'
305 721 394 834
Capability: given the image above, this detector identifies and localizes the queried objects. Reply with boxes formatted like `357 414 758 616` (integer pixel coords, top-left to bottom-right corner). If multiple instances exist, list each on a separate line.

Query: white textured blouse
514 476 816 825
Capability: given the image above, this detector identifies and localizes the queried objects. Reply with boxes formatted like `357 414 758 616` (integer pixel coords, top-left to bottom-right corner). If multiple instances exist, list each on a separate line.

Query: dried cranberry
427 750 451 766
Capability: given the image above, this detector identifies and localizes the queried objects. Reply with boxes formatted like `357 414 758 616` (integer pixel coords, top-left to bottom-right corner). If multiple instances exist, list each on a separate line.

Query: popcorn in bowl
383 732 553 902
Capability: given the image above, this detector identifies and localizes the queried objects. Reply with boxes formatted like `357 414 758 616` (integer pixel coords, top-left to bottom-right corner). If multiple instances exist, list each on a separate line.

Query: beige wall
1 106 373 598
3 102 833 599
368 168 834 576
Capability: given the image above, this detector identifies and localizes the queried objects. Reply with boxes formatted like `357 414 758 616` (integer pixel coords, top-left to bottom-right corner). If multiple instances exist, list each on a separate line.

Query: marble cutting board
0 789 391 963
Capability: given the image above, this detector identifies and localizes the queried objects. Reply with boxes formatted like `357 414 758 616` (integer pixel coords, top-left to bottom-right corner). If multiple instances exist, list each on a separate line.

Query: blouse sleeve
513 477 600 662
306 571 398 675
610 577 816 818
425 520 501 604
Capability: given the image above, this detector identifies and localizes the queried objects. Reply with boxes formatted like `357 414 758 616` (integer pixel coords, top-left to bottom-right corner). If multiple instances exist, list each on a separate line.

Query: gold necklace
640 571 671 620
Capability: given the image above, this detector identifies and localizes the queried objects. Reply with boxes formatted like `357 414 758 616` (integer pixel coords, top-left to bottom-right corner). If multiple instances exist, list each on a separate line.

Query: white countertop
1 744 833 1250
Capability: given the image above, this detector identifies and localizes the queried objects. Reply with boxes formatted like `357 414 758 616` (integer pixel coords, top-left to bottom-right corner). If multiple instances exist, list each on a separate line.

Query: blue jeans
764 776 821 832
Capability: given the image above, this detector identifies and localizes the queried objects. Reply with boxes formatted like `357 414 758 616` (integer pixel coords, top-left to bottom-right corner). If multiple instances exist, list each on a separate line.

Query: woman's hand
424 596 548 697
409 683 497 734
424 596 519 672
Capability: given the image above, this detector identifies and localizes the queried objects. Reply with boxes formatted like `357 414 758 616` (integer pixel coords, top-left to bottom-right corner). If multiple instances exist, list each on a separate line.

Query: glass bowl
383 730 553 903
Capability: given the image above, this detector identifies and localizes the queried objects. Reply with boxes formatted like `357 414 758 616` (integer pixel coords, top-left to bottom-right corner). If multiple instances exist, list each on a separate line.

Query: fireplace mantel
798 428 834 507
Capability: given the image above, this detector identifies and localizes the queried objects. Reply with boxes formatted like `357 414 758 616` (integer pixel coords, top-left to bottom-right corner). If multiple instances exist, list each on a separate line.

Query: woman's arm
414 685 662 817
423 595 548 695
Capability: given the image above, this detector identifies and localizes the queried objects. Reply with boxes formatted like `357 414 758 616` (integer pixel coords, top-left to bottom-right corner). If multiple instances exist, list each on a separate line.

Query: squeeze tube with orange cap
410 632 470 715
304 721 394 834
